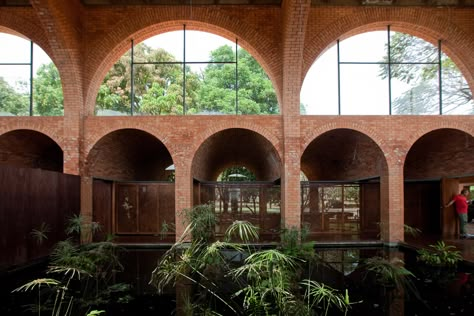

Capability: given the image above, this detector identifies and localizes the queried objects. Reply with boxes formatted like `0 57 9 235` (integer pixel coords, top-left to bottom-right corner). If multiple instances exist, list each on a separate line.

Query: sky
0 33 51 91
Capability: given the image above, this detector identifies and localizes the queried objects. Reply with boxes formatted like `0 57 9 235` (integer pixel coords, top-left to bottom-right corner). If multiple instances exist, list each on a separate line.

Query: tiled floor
404 222 474 266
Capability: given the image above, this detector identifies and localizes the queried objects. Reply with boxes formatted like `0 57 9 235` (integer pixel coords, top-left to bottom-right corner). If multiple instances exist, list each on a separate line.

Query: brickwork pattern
0 2 473 242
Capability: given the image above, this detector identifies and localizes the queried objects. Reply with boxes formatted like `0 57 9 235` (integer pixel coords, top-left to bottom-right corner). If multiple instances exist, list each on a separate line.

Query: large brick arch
301 121 386 160
190 124 282 181
191 121 282 162
0 127 64 172
401 123 474 168
0 12 51 56
84 127 174 179
84 125 176 166
0 11 81 119
83 13 281 115
0 121 64 151
303 8 474 94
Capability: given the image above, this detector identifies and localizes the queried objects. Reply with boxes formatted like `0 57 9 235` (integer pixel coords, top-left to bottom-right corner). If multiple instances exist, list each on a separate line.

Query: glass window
340 64 389 115
96 28 278 116
301 28 474 115
0 33 63 116
301 45 339 115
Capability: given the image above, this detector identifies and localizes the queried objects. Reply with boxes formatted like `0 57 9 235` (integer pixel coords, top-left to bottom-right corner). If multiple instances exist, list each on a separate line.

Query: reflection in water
3 246 474 315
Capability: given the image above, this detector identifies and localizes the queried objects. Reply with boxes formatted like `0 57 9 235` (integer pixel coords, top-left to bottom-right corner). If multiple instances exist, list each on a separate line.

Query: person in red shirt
445 189 472 239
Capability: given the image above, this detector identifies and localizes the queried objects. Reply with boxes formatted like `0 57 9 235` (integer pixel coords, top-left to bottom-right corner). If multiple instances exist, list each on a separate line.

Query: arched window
96 27 279 116
301 27 473 115
0 32 63 116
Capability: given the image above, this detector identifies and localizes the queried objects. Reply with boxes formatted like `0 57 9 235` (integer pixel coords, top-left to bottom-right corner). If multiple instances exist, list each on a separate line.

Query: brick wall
0 2 473 242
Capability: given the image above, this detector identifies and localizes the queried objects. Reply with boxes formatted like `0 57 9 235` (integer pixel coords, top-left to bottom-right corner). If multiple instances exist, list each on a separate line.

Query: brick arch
0 15 78 119
191 121 282 162
0 123 64 151
300 125 389 181
0 12 52 56
84 126 176 166
301 122 386 159
303 8 474 94
83 16 281 115
402 123 474 168
190 125 282 182
0 128 64 172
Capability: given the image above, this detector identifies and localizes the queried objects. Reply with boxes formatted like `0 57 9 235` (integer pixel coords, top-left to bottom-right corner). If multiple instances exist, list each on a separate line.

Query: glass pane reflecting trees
96 29 279 116
301 28 473 115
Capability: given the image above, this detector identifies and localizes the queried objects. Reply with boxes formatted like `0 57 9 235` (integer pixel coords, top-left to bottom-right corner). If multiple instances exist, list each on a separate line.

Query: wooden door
441 178 460 237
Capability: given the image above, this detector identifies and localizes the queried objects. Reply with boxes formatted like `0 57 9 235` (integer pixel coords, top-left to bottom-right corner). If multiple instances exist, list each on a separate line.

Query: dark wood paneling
404 181 441 235
139 185 159 233
360 183 380 237
106 182 176 241
93 179 113 242
0 166 80 270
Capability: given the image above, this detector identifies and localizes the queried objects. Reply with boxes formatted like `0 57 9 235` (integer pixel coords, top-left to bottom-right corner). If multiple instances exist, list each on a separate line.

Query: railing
197 182 281 241
301 181 380 239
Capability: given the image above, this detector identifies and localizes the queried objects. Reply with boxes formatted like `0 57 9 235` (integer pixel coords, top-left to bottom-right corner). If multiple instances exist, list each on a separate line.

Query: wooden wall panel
0 166 80 270
92 179 113 242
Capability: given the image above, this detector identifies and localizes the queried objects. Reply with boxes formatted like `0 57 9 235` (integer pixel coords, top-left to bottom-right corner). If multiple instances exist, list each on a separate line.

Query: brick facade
0 1 473 243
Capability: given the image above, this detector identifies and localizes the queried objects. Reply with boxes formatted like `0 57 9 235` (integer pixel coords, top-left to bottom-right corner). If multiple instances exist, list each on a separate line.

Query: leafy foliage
417 241 463 267
0 76 29 115
30 222 51 245
96 41 279 115
301 280 351 316
151 204 353 316
360 256 415 292
33 62 64 115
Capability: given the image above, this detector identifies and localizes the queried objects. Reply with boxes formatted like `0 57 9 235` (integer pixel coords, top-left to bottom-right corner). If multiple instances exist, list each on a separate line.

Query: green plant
360 256 417 295
151 205 354 316
301 280 351 316
31 222 51 245
12 268 88 316
159 220 176 240
65 214 102 242
417 241 463 267
404 224 422 238
181 203 217 243
279 224 316 259
224 220 259 244
14 231 127 316
231 249 300 315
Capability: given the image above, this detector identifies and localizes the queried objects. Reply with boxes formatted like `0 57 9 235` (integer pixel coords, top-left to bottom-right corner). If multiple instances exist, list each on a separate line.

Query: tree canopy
96 42 279 115
0 77 29 116
0 62 64 116
33 62 64 116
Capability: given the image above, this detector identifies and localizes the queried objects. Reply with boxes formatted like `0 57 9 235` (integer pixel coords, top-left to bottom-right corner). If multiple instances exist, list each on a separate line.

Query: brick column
280 0 311 229
380 165 405 244
174 160 193 241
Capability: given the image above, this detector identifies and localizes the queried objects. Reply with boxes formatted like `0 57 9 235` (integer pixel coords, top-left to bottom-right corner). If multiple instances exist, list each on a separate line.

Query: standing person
444 189 472 239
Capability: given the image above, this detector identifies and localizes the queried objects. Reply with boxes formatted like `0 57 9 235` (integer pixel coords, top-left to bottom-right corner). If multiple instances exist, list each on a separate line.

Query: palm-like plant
30 222 51 245
301 280 351 316
231 249 301 315
360 256 416 294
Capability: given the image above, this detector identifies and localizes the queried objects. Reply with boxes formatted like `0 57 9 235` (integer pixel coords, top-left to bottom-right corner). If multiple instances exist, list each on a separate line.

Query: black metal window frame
0 40 34 115
336 26 445 115
129 25 240 115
